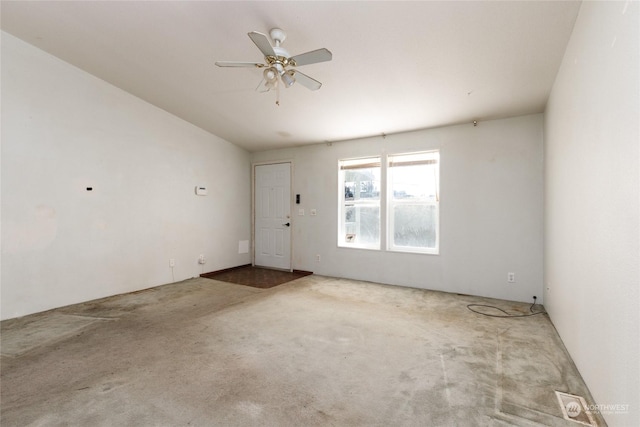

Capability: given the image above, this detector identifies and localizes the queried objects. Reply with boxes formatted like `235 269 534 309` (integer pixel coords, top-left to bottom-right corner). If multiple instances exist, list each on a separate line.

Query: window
338 157 381 249
388 151 439 254
338 151 439 254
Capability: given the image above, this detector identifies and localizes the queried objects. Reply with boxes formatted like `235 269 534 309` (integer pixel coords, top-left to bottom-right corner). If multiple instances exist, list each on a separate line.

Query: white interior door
254 163 291 270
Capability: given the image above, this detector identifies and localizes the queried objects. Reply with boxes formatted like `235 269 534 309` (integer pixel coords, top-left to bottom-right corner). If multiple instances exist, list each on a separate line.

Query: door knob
283 222 290 227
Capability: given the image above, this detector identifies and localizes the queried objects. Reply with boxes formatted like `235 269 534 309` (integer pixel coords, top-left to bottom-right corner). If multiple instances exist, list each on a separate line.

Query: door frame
251 160 294 271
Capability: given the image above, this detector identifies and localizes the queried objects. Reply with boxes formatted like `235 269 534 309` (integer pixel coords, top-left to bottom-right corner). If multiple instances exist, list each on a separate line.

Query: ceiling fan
215 28 332 105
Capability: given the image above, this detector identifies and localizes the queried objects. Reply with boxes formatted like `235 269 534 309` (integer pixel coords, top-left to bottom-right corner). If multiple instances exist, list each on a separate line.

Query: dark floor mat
201 265 312 289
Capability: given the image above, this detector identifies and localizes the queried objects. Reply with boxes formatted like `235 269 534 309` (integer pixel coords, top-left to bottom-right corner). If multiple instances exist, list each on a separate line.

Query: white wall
253 114 544 303
544 1 639 425
1 33 252 320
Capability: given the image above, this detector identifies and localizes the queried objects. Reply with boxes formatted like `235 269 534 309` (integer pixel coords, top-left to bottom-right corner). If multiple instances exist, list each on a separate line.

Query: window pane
339 157 381 249
392 204 436 248
388 151 439 253
391 164 437 200
344 168 380 201
344 205 380 245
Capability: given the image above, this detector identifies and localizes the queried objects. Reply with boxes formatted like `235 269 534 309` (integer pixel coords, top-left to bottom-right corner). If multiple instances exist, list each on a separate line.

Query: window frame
337 156 382 250
387 151 440 255
337 150 440 255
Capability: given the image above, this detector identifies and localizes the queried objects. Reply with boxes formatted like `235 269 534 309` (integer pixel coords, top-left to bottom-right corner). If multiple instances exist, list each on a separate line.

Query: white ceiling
1 1 580 152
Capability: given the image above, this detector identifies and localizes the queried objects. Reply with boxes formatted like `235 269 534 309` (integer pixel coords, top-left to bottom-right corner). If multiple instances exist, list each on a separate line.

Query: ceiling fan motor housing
272 46 291 59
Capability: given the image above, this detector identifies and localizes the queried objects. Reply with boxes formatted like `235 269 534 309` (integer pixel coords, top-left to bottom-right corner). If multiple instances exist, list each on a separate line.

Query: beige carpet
1 313 107 357
1 276 604 426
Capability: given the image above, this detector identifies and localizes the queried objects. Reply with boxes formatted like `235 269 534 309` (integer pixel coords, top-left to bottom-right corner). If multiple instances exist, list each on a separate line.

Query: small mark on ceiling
277 131 292 138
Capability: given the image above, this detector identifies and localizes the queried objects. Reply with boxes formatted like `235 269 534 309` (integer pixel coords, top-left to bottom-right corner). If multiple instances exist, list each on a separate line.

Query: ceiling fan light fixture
281 70 295 87
263 68 277 82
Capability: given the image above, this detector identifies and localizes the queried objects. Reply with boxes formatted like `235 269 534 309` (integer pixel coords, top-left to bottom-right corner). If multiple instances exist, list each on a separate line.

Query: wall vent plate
195 186 207 196
555 391 597 426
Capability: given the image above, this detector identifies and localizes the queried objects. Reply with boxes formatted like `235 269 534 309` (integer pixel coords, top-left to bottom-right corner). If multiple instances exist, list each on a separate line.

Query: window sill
388 247 439 255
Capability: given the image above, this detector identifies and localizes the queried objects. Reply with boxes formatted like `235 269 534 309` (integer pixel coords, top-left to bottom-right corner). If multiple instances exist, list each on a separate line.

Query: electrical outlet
169 258 175 267
507 272 515 283
316 254 321 262
198 254 206 264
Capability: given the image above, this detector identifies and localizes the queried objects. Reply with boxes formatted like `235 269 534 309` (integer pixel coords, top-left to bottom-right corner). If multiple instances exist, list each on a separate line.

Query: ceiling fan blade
289 48 332 67
215 61 264 68
291 70 322 91
248 31 276 58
